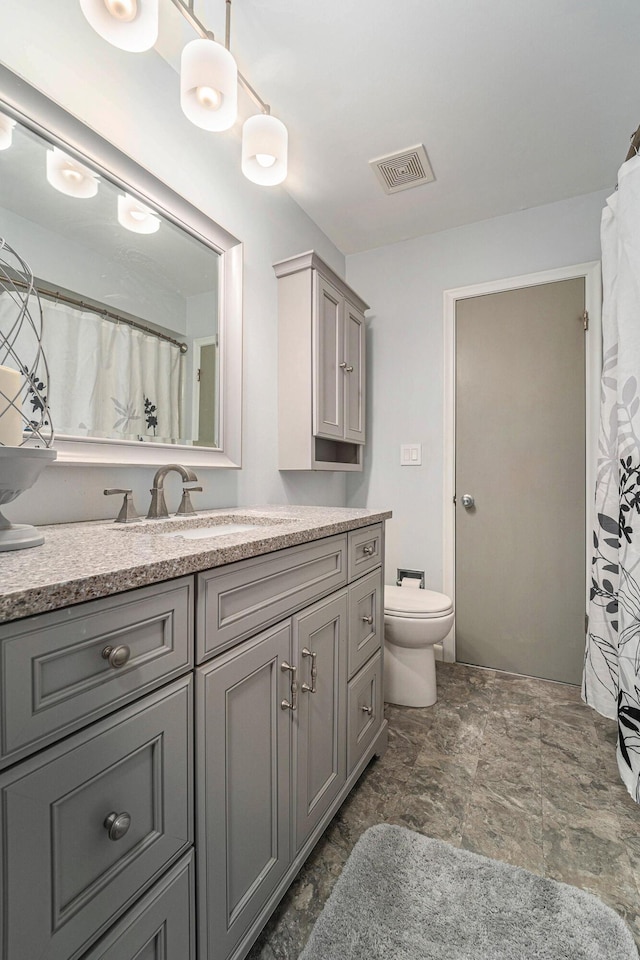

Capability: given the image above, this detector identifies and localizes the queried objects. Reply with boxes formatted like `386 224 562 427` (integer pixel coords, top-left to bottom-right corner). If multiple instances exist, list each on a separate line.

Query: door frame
442 261 602 663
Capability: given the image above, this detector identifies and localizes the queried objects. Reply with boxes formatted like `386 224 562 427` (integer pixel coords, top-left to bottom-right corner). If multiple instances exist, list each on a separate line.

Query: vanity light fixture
46 148 100 198
242 113 288 186
80 0 289 185
117 193 161 233
181 38 237 132
79 0 159 52
0 114 16 150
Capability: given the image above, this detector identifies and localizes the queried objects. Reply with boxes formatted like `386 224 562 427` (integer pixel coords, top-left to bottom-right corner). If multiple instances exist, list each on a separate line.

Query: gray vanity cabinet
196 622 293 960
293 589 347 850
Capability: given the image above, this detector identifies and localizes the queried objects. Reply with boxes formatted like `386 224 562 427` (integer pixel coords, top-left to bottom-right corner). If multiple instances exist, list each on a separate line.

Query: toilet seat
384 585 453 619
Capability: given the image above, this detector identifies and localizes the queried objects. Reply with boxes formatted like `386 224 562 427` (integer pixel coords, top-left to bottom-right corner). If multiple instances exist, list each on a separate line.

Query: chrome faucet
147 463 198 519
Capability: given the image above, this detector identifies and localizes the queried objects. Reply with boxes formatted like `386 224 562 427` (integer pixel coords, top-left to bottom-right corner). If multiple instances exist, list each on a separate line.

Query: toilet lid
384 585 453 618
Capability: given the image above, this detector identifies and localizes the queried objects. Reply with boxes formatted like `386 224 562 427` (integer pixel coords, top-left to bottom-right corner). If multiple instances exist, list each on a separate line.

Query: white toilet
383 585 454 707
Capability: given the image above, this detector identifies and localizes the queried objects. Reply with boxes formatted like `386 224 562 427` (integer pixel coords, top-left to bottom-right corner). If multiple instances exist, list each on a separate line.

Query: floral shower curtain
0 296 183 442
584 153 640 803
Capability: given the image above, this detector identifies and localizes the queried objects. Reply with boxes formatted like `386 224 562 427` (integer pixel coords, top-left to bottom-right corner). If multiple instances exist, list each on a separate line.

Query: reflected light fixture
80 0 289 185
118 193 161 233
0 114 16 150
79 0 159 52
181 38 237 132
46 148 100 198
242 114 288 186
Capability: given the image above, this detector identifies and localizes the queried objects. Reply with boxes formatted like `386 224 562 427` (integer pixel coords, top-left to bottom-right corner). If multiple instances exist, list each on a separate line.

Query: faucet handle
104 489 139 523
176 485 202 517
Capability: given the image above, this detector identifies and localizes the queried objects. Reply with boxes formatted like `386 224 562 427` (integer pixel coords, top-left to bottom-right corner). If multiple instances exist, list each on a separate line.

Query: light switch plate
400 443 422 465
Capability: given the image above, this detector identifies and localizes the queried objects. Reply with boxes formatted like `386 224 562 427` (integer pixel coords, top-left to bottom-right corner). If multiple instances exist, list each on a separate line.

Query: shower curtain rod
6 276 188 354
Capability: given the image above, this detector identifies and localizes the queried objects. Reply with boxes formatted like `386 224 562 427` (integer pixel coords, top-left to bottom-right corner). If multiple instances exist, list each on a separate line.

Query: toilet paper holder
396 568 425 589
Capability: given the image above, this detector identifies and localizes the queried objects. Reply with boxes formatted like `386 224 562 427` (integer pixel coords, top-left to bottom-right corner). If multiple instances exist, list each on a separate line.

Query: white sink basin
159 522 262 540
114 512 301 540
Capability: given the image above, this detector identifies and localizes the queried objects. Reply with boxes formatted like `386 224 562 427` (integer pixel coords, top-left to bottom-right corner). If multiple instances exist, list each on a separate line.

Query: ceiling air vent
369 144 435 195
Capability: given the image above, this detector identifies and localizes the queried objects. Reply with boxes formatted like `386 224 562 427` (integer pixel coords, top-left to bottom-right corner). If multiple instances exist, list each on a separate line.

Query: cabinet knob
361 705 373 716
339 362 354 373
104 811 132 841
102 644 131 668
361 615 374 625
362 544 375 556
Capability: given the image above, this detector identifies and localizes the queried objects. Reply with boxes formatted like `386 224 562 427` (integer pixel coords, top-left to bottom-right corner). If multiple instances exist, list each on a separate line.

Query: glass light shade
79 0 158 52
118 193 160 234
242 114 288 186
181 39 237 132
0 114 16 151
46 148 99 198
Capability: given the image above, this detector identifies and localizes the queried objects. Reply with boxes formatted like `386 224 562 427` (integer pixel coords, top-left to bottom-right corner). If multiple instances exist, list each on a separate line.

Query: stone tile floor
248 661 640 958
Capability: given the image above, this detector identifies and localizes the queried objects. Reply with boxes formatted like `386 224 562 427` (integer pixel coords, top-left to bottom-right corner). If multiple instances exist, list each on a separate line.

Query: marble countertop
0 505 392 624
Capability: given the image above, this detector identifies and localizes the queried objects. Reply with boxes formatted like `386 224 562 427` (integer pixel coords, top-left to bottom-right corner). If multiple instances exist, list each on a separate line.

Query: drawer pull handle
361 615 374 625
361 705 373 716
301 647 318 694
362 544 375 556
102 644 131 669
104 811 132 841
281 661 298 711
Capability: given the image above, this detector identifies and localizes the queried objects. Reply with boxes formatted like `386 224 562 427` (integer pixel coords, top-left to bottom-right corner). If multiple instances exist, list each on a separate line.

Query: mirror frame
0 65 243 469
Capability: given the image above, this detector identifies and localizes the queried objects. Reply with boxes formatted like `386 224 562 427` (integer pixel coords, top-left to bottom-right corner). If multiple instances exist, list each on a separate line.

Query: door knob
461 494 475 509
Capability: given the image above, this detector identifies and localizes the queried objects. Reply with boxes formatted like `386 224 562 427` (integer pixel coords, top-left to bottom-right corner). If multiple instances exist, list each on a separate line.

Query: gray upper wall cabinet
274 251 369 471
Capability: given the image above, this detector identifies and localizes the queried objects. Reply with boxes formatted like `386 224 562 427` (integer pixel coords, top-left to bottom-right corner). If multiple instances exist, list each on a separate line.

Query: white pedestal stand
0 447 57 551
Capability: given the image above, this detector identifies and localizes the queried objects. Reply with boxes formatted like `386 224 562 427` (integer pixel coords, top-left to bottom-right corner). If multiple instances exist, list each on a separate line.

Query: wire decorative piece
0 237 54 447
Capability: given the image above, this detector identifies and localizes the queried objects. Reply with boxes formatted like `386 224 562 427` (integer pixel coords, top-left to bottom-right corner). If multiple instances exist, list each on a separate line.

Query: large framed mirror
0 66 242 468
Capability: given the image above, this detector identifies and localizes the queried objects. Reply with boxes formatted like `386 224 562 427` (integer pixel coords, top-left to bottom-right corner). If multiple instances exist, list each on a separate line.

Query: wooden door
293 591 347 851
455 279 586 683
196 623 292 960
313 274 344 440
344 300 366 444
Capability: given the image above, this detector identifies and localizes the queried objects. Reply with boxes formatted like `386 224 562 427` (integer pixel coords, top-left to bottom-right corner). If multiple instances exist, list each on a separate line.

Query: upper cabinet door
313 274 345 440
344 301 366 444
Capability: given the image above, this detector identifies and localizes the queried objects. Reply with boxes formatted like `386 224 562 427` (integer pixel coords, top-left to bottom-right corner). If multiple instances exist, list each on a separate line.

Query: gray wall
0 0 348 524
345 189 609 588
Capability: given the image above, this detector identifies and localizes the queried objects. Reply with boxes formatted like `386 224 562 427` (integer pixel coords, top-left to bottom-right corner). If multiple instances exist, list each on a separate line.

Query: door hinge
585 612 589 634
453 494 457 505
583 310 589 331
196 368 201 382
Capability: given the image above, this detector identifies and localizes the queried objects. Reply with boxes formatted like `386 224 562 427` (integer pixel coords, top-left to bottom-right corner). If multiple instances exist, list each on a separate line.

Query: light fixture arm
170 0 270 115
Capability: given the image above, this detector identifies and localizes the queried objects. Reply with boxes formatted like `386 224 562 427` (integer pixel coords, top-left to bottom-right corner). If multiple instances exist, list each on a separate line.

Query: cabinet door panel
313 274 344 439
344 301 366 444
348 651 383 775
0 677 192 960
196 623 291 960
81 852 195 960
293 592 347 851
348 569 383 679
0 577 193 768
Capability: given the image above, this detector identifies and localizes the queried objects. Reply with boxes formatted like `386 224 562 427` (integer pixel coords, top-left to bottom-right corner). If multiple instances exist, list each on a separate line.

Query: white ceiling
171 0 640 254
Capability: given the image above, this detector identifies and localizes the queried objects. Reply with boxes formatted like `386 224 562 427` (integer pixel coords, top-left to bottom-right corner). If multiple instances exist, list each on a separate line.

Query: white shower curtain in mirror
584 153 640 803
0 297 183 442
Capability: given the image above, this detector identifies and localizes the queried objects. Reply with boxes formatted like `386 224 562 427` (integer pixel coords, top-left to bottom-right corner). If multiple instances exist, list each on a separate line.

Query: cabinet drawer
80 852 195 960
348 569 383 679
196 534 347 662
347 650 383 775
348 524 383 580
0 577 193 768
0 676 193 960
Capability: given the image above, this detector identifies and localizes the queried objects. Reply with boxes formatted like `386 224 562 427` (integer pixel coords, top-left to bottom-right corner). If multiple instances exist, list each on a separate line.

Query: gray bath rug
299 824 638 960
